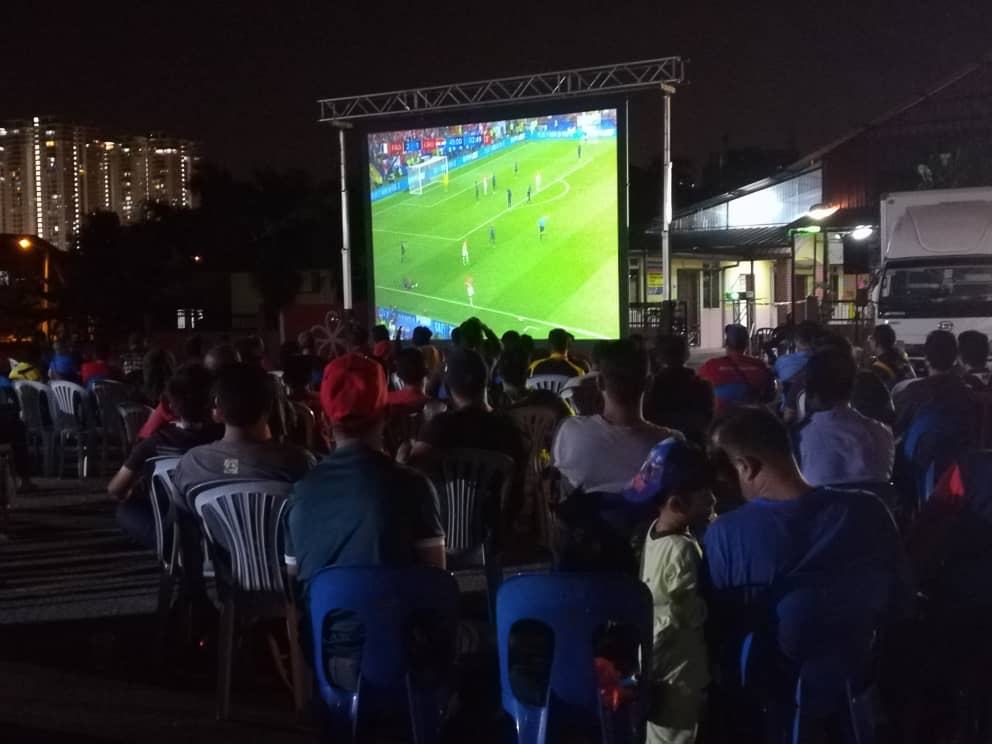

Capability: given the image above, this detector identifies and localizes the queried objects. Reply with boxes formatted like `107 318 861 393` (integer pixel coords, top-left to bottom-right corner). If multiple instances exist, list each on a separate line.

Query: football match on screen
368 109 620 340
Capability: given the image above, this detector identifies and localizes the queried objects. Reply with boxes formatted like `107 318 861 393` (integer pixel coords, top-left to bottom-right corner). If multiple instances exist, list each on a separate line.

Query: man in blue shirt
703 407 912 726
285 353 445 690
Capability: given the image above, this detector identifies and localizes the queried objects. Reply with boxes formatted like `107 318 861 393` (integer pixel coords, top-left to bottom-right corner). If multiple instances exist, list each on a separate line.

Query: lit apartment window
176 308 205 329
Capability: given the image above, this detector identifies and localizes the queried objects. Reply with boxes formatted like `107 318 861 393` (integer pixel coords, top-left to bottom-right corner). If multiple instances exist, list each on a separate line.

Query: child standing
624 437 714 744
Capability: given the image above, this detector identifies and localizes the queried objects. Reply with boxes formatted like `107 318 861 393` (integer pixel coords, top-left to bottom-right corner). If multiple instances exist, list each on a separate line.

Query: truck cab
876 188 992 361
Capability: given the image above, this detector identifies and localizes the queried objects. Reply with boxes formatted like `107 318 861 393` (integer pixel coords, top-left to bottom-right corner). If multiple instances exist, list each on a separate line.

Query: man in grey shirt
172 362 315 603
173 362 315 509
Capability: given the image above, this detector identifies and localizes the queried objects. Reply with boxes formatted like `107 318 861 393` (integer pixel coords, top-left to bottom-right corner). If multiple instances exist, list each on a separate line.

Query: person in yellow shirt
528 329 584 378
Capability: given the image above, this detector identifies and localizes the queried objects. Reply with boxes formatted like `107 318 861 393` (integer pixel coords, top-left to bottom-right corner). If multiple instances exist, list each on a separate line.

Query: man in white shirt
799 344 894 487
553 340 676 494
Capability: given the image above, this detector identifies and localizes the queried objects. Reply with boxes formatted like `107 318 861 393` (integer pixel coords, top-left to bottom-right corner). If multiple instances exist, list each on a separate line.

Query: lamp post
17 236 51 335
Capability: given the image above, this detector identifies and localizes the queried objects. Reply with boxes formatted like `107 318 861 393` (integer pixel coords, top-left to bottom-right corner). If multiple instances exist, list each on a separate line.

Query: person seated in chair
405 347 528 544
528 328 584 379
958 329 991 392
110 363 222 549
285 352 445 691
644 334 715 445
893 330 976 441
171 363 315 605
494 346 571 422
553 340 676 496
703 406 912 734
387 347 429 412
48 339 80 383
798 345 894 487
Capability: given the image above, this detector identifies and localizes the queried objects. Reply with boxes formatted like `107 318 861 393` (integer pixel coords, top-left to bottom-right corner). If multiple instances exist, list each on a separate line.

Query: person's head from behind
519 334 535 361
710 406 802 501
795 321 820 351
282 354 314 393
459 318 484 351
204 343 241 374
655 334 690 369
127 332 143 352
450 326 463 347
871 324 897 354
624 438 715 526
215 363 276 436
372 324 390 344
597 339 648 409
184 334 205 361
394 347 427 390
94 341 111 361
805 346 856 411
925 330 957 373
235 335 265 367
498 346 530 392
320 352 387 445
445 347 488 408
501 330 521 350
958 330 989 372
52 338 67 356
412 326 433 348
548 328 570 355
165 363 214 424
724 324 749 354
297 330 316 355
590 340 611 371
349 324 369 351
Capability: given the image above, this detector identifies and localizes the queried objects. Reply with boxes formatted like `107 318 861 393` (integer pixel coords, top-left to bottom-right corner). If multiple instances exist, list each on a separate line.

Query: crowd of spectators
6 313 989 741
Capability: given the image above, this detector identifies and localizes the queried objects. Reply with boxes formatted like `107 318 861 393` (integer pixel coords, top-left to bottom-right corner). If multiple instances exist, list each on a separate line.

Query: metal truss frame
318 57 685 122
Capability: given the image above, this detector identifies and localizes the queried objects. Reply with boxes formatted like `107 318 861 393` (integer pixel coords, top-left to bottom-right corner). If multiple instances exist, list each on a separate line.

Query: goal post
407 155 448 195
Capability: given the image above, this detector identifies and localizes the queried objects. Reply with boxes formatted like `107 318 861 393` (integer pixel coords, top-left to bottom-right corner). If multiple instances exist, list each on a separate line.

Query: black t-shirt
124 422 223 472
420 406 528 464
644 366 715 443
418 406 529 531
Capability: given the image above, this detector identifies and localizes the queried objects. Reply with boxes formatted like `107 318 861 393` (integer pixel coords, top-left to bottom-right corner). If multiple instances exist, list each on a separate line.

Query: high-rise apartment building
0 117 198 249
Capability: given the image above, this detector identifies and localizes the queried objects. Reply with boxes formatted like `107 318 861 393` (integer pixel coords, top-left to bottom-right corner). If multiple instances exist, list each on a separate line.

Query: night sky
6 1 990 180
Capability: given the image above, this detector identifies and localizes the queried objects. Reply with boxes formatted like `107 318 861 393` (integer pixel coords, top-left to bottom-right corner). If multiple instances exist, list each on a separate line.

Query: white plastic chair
49 380 96 479
13 381 55 476
145 456 183 615
193 480 304 719
526 374 571 395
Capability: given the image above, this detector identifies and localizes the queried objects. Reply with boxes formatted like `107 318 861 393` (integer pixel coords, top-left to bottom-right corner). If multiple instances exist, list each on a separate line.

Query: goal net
407 156 448 195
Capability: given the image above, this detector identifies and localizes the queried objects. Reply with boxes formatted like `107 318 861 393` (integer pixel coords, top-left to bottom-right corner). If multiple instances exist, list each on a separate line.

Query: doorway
677 269 701 344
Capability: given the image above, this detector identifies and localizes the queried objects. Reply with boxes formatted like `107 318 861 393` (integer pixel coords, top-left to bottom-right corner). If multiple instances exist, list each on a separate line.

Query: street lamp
806 202 839 221
17 237 32 250
849 225 874 241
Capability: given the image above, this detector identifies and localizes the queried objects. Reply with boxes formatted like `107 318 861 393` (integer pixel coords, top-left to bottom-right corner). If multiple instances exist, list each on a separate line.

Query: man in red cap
284 352 446 687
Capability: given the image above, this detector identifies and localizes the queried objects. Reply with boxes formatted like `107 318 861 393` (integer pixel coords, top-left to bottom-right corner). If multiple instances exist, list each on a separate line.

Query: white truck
876 187 992 359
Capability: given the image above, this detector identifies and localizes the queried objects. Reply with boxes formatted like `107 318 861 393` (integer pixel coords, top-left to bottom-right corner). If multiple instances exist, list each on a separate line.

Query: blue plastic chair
903 406 969 508
740 582 883 744
496 572 653 744
307 565 460 744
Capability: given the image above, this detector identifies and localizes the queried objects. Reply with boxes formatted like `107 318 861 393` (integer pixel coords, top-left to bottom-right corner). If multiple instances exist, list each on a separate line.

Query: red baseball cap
320 352 387 425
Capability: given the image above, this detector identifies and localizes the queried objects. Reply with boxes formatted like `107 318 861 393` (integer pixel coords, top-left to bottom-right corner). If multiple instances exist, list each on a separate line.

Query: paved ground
0 479 520 743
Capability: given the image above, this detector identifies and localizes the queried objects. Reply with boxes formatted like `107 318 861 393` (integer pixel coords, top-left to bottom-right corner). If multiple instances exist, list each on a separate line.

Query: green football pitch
370 138 619 339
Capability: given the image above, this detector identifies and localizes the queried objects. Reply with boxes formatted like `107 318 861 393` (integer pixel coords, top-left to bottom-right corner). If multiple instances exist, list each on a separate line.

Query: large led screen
368 109 619 339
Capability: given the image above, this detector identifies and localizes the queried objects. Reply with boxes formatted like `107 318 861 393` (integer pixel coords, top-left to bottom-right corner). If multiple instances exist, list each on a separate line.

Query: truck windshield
879 257 992 318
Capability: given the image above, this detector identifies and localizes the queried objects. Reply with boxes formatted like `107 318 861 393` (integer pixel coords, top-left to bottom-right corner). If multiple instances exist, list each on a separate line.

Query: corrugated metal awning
669 225 792 260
